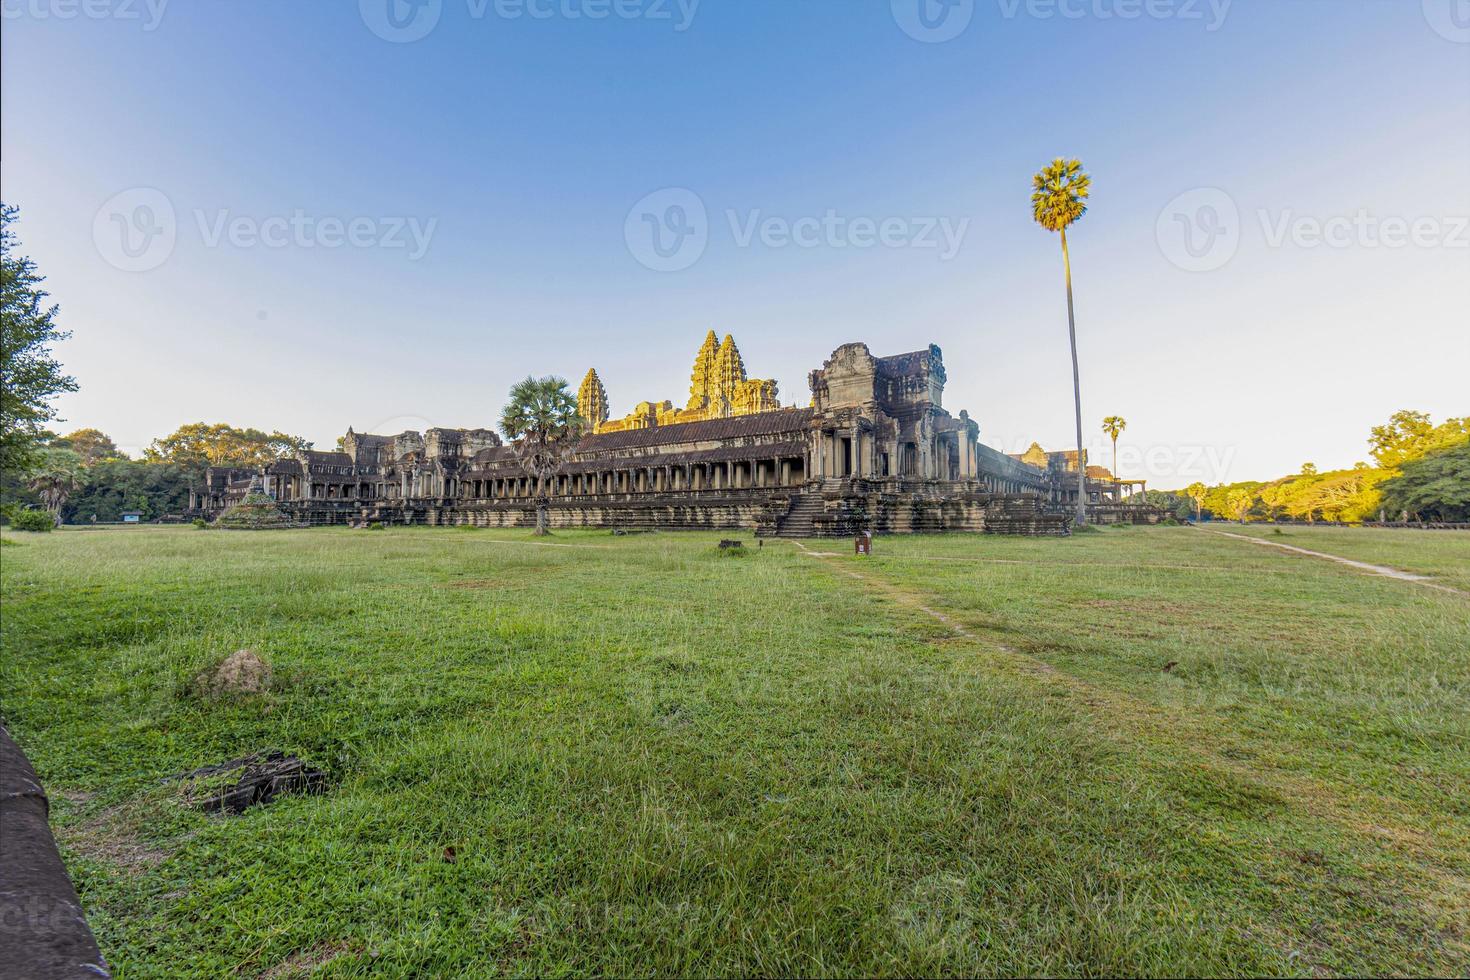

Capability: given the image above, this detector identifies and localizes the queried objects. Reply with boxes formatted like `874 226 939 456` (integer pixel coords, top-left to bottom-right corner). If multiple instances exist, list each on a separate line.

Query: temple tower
712 334 748 415
687 330 720 412
578 369 610 433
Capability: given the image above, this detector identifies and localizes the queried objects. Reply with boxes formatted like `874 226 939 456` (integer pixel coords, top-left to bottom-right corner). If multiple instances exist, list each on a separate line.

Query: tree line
1147 411 1470 524
0 423 316 524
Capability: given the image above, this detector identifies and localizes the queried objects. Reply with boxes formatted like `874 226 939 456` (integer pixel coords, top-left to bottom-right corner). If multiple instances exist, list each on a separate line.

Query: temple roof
302 450 353 465
578 407 814 451
876 346 943 380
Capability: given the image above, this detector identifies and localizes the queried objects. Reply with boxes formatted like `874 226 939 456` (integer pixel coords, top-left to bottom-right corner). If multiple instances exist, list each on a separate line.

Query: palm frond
1031 157 1091 233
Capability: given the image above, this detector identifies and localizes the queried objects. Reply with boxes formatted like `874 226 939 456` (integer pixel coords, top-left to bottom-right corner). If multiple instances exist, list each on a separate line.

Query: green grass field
2 525 1467 978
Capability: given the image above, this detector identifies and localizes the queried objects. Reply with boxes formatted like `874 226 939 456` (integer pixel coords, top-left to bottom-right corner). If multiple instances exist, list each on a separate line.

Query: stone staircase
770 490 829 538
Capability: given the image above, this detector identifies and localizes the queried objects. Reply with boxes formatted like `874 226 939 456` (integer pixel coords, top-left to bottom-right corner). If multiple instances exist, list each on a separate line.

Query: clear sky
3 0 1467 487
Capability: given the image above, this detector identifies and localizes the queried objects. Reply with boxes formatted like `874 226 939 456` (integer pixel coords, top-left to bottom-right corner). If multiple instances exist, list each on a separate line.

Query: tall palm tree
499 376 585 536
1033 158 1092 526
25 446 83 518
1101 415 1127 501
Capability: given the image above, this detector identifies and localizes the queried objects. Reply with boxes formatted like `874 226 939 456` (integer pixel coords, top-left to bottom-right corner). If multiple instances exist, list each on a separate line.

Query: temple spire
687 330 720 411
578 368 609 433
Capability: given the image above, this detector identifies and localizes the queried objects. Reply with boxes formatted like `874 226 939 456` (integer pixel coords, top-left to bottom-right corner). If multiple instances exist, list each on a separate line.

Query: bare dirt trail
1204 528 1470 598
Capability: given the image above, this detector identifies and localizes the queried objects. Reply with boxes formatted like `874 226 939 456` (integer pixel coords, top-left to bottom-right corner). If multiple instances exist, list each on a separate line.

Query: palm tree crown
1031 158 1090 233
26 446 84 515
500 375 582 448
499 376 585 535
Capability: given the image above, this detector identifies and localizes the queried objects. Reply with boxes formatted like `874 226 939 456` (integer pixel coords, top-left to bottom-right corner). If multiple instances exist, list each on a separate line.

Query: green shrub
368 522 385 531
1073 524 1102 534
192 517 209 529
11 510 57 532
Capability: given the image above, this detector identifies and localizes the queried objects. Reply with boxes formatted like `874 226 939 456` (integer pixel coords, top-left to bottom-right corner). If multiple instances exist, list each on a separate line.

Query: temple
194 334 1159 535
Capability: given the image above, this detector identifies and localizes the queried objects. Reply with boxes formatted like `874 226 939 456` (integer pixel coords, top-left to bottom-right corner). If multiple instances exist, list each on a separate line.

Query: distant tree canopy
1379 441 1470 522
54 427 127 466
144 423 312 475
1176 410 1466 524
61 458 192 523
2 424 309 523
1369 411 1469 470
1 203 77 475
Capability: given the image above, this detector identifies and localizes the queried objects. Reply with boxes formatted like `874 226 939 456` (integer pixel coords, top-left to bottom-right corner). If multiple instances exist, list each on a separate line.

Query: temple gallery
197 333 1156 536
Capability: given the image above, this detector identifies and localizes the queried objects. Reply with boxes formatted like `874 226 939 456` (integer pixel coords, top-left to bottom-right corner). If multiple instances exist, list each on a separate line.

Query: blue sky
3 0 1467 486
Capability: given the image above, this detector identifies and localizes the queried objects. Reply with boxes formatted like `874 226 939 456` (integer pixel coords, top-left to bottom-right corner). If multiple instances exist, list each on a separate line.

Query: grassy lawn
1 525 1466 977
1204 523 1470 592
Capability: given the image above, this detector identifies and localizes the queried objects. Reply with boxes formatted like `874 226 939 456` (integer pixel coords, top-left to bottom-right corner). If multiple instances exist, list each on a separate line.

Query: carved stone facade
200 336 1152 535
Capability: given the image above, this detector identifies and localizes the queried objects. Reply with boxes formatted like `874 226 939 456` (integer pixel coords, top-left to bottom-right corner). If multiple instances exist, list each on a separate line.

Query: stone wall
277 483 1071 536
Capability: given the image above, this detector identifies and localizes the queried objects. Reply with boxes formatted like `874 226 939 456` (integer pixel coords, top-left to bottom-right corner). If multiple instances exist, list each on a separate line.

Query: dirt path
1204 528 1470 597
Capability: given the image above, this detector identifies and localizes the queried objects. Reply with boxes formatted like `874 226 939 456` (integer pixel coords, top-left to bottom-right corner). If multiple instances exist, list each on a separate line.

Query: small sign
855 532 873 556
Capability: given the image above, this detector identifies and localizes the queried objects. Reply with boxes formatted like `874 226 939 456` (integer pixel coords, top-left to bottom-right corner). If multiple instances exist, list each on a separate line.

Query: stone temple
195 334 1154 535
